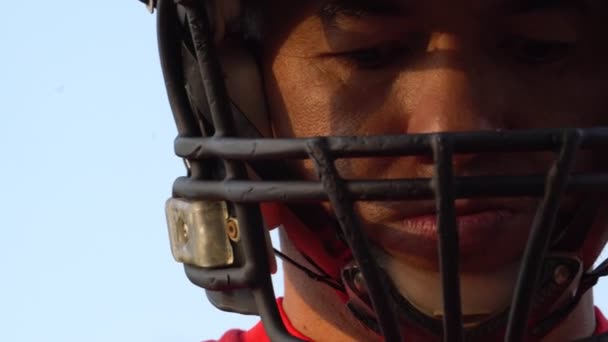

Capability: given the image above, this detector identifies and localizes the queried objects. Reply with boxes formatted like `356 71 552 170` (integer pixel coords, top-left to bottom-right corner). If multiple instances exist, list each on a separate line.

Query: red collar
213 303 608 341
595 307 608 335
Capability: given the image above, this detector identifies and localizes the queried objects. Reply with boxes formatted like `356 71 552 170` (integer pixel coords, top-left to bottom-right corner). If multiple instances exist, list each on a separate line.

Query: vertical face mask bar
506 130 583 342
306 138 402 342
432 136 464 342
179 4 303 342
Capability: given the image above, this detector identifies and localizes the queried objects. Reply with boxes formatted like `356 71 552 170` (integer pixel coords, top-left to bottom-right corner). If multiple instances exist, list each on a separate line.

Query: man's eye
337 44 411 69
500 36 575 66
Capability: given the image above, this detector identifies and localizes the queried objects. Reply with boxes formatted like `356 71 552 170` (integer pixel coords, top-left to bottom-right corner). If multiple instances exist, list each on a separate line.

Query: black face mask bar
153 0 608 341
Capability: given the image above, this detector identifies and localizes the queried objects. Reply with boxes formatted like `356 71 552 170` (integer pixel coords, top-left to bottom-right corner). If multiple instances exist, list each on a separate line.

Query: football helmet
140 0 608 341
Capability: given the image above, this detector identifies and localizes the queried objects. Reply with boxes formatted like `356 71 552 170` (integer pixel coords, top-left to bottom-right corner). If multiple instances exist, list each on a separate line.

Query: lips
371 202 535 271
405 209 513 248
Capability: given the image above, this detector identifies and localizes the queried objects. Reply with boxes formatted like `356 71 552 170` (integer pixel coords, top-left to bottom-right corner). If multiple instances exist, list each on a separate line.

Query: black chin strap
273 248 345 292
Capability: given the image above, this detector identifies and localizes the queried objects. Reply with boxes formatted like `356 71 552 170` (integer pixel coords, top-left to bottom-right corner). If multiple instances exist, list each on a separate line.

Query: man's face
260 0 608 273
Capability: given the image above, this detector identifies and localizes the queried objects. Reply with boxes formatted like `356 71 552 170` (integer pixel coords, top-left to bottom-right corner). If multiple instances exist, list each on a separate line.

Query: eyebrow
317 0 412 21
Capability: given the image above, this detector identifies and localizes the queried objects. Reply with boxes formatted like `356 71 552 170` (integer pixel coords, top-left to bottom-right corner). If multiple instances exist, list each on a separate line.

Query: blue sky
0 2 606 342
0 2 262 341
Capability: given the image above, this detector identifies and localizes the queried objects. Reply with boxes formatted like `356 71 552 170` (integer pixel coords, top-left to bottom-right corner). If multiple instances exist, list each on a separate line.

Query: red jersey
207 299 310 342
208 299 608 342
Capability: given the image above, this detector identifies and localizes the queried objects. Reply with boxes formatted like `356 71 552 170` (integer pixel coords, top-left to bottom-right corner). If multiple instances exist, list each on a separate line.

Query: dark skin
256 0 608 340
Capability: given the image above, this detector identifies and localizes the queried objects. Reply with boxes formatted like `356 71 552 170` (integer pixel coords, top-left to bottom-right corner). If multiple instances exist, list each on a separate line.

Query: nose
407 33 497 134
399 33 501 166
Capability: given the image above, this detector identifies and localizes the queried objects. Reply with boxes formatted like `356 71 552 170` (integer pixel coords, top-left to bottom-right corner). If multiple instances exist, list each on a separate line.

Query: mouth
372 201 535 271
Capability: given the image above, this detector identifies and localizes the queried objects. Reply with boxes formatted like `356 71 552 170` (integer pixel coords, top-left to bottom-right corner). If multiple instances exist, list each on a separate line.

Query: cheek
264 53 401 138
264 55 340 138
494 54 608 129
509 80 608 129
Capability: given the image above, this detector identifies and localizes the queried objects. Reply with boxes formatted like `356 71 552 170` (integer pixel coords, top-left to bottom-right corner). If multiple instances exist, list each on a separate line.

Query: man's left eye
500 35 576 66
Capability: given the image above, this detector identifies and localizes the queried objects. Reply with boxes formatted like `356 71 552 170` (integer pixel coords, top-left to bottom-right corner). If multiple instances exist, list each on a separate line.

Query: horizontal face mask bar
172 173 608 202
174 127 608 160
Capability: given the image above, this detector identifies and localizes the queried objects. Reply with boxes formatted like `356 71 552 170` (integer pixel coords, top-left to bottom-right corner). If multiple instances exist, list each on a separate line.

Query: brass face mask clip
166 198 235 268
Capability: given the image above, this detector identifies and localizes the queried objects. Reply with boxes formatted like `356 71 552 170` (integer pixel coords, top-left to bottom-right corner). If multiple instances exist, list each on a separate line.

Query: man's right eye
329 42 420 70
337 44 409 69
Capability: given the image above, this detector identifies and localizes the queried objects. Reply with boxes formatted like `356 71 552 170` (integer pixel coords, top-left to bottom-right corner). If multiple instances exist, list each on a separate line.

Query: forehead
260 0 589 44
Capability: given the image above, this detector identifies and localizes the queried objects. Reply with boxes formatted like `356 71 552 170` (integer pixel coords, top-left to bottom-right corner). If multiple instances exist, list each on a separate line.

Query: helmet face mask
146 0 608 341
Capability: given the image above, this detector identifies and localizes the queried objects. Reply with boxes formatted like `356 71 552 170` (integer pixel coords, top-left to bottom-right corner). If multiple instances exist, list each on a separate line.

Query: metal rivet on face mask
353 270 368 294
553 265 571 285
226 218 240 242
